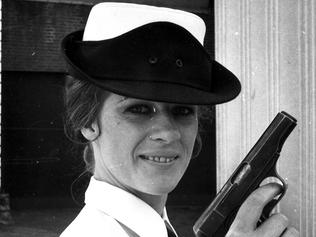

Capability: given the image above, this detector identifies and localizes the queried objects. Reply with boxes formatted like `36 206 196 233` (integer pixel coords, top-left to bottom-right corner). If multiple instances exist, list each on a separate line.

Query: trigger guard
257 168 288 226
265 167 288 199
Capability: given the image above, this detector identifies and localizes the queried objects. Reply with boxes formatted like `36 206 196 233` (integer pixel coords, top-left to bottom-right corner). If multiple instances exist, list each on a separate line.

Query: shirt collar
85 177 178 237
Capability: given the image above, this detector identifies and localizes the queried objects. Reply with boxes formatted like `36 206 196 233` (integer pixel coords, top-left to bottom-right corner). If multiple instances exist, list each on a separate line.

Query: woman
60 2 299 237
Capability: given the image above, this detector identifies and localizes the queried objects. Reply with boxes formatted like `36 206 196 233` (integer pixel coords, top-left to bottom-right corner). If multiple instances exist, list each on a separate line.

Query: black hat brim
61 23 241 105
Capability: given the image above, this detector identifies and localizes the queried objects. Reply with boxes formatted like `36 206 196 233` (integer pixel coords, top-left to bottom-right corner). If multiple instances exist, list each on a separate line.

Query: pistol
193 111 297 237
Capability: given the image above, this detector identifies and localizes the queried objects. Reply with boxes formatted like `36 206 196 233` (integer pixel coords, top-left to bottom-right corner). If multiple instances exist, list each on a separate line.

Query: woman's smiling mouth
138 155 179 163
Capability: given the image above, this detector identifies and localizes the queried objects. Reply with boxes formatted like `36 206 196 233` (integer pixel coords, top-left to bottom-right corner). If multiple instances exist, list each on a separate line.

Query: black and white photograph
0 0 314 236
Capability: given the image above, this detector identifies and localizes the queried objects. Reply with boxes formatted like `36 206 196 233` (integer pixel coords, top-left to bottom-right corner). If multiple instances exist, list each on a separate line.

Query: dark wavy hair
63 75 213 174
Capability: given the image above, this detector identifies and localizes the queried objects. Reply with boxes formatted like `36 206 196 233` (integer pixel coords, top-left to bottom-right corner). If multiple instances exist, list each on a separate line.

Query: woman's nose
149 115 181 144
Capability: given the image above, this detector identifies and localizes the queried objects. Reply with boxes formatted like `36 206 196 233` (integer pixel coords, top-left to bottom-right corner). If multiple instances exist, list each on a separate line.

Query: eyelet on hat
148 56 158 65
176 58 183 67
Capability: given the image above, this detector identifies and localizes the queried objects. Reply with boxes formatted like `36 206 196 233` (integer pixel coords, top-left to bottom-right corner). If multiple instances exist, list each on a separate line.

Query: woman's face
91 93 198 196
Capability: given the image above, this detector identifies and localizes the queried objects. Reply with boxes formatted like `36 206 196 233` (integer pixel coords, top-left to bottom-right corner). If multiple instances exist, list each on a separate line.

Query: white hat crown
83 2 206 45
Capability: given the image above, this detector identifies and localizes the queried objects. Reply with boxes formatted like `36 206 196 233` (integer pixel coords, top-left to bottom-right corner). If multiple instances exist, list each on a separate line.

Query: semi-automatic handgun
193 111 297 237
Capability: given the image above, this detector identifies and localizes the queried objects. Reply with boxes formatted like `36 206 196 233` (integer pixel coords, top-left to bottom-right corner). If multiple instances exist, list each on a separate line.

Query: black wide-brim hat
61 8 241 105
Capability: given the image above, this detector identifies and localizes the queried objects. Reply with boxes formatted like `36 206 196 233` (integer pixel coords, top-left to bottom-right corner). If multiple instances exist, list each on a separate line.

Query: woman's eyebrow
117 96 129 104
118 97 154 104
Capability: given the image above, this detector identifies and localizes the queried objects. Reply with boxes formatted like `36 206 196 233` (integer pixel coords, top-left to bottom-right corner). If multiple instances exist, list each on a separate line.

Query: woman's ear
81 121 100 141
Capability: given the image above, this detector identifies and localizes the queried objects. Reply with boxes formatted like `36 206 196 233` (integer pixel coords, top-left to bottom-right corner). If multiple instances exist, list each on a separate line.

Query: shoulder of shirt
59 205 129 237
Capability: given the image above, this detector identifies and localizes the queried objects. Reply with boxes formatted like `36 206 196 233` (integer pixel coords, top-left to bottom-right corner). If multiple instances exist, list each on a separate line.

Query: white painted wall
215 0 315 235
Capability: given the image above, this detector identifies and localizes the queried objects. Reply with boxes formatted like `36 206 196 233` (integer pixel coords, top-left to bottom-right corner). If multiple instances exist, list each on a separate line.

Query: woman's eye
172 106 195 116
125 104 153 115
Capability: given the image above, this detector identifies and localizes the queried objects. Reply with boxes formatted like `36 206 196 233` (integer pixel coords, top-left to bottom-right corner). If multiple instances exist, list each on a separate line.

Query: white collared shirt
60 177 178 237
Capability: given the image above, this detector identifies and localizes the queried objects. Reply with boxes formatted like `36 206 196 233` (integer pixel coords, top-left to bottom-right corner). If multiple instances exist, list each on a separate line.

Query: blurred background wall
215 0 316 235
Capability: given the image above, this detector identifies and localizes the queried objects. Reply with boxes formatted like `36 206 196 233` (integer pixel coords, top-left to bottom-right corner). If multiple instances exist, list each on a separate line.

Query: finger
256 213 289 236
281 227 300 237
230 183 283 231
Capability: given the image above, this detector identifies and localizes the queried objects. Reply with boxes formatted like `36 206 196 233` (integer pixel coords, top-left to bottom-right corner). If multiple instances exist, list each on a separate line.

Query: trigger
257 199 279 226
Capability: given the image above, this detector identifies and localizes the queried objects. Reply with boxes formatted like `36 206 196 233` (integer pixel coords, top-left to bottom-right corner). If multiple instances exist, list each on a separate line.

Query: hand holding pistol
193 111 298 237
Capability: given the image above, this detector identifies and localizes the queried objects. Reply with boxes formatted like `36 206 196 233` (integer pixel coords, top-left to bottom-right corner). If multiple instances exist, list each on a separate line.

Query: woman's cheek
185 121 199 149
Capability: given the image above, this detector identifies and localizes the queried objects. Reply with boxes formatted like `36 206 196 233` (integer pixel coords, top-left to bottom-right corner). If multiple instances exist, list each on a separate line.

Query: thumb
230 183 283 232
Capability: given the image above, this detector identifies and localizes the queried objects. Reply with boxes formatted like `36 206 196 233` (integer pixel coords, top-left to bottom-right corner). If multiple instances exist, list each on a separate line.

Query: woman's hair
64 76 213 174
64 75 107 173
